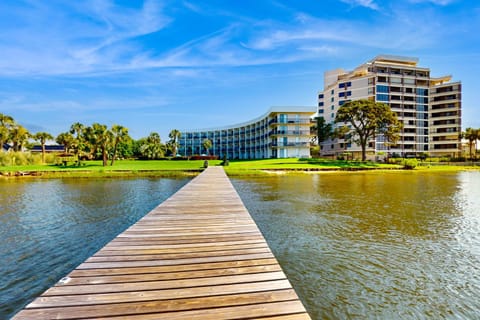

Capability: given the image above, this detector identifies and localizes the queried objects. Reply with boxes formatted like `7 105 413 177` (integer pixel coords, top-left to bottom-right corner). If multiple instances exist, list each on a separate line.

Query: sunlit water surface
232 171 480 320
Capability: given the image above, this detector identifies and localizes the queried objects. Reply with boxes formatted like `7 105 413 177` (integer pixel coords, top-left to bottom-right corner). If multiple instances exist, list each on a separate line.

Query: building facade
179 107 316 159
318 55 462 158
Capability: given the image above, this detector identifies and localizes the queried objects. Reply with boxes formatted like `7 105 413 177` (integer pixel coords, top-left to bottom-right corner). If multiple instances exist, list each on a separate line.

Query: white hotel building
179 107 316 159
318 55 462 158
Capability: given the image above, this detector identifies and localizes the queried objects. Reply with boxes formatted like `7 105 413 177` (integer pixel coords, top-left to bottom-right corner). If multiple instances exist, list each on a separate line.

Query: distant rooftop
369 55 419 66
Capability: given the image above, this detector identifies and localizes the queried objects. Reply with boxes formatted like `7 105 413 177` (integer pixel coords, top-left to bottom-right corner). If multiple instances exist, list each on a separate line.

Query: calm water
232 171 480 319
0 177 189 319
1 172 479 319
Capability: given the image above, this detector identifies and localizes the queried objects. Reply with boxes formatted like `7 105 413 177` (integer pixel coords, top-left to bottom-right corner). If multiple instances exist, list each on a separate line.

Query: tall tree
91 123 113 166
110 124 129 166
70 122 85 161
0 113 15 149
10 125 30 152
202 138 212 155
463 127 480 160
140 132 165 159
33 132 54 163
56 132 75 153
313 116 333 145
335 99 402 161
168 129 182 157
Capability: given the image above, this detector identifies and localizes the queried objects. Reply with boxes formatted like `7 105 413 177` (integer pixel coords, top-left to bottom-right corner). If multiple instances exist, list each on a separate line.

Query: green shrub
403 159 418 169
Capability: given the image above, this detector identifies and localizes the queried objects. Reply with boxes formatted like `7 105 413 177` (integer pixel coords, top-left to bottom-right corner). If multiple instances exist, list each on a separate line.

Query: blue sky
0 0 479 140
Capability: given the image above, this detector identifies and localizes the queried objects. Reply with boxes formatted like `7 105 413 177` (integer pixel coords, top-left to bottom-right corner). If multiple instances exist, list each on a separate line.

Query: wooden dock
13 166 310 319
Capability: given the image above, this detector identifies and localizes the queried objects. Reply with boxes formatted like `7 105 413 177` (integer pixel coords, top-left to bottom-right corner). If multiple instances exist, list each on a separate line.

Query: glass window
339 83 345 88
331 105 335 110
376 85 389 93
319 109 324 114
346 91 352 96
339 92 345 97
331 89 334 95
331 97 334 102
416 88 428 96
339 100 346 106
318 94 324 99
376 94 389 102
318 102 324 106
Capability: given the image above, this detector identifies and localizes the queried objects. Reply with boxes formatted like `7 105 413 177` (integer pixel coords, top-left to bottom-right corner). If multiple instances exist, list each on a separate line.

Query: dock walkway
14 166 310 319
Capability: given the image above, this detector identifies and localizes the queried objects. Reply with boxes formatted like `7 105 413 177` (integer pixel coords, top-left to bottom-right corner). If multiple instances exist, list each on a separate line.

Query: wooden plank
13 289 300 320
13 167 310 319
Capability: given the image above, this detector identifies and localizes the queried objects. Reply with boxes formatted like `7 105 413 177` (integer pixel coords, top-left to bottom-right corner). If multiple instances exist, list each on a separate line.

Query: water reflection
0 177 189 319
232 171 480 320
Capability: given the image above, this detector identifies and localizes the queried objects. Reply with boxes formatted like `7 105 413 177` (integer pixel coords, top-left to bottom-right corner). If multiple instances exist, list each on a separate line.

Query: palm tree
10 125 30 152
33 132 54 163
168 129 182 157
463 127 479 160
91 123 113 166
140 132 165 159
202 138 212 155
69 122 85 161
56 132 75 153
110 124 129 166
0 113 15 149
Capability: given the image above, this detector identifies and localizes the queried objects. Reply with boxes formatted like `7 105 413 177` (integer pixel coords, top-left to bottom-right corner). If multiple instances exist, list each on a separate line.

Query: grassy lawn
1 158 477 178
0 160 222 177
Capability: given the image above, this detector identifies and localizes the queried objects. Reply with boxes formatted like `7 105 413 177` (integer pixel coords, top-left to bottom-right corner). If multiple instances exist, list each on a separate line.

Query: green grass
0 160 222 177
222 158 403 176
1 158 477 178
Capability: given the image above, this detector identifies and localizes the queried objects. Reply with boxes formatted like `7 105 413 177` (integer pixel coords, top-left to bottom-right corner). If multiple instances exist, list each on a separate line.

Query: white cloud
0 0 171 76
340 0 380 10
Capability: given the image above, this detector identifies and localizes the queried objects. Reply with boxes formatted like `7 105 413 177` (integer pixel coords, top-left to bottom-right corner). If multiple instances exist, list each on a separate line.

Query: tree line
0 113 183 166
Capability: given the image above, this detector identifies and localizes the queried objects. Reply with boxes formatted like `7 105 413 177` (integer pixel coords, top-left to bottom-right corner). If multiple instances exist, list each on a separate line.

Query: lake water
1 171 480 319
232 171 480 319
0 177 190 319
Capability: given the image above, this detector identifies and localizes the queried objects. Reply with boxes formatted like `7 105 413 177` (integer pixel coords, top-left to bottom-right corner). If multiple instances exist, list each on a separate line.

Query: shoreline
2 165 478 179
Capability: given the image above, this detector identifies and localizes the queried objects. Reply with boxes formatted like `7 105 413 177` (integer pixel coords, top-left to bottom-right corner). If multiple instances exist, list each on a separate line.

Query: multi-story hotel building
179 107 316 159
318 55 462 158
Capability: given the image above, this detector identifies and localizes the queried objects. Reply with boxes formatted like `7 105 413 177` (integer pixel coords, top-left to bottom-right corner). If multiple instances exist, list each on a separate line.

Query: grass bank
0 160 222 178
1 158 478 178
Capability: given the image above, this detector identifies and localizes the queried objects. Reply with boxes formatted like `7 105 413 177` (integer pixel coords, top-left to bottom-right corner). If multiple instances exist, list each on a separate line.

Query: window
318 94 324 99
416 88 428 96
377 85 389 93
339 100 346 106
318 102 324 107
339 92 345 97
338 81 352 89
331 89 334 95
417 97 428 104
319 109 324 114
331 105 335 110
376 94 389 102
390 77 402 84
331 97 334 102
331 113 335 118
346 91 352 96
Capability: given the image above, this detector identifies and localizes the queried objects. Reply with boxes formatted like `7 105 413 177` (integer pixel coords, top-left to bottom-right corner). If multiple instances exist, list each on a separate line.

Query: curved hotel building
179 107 316 159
